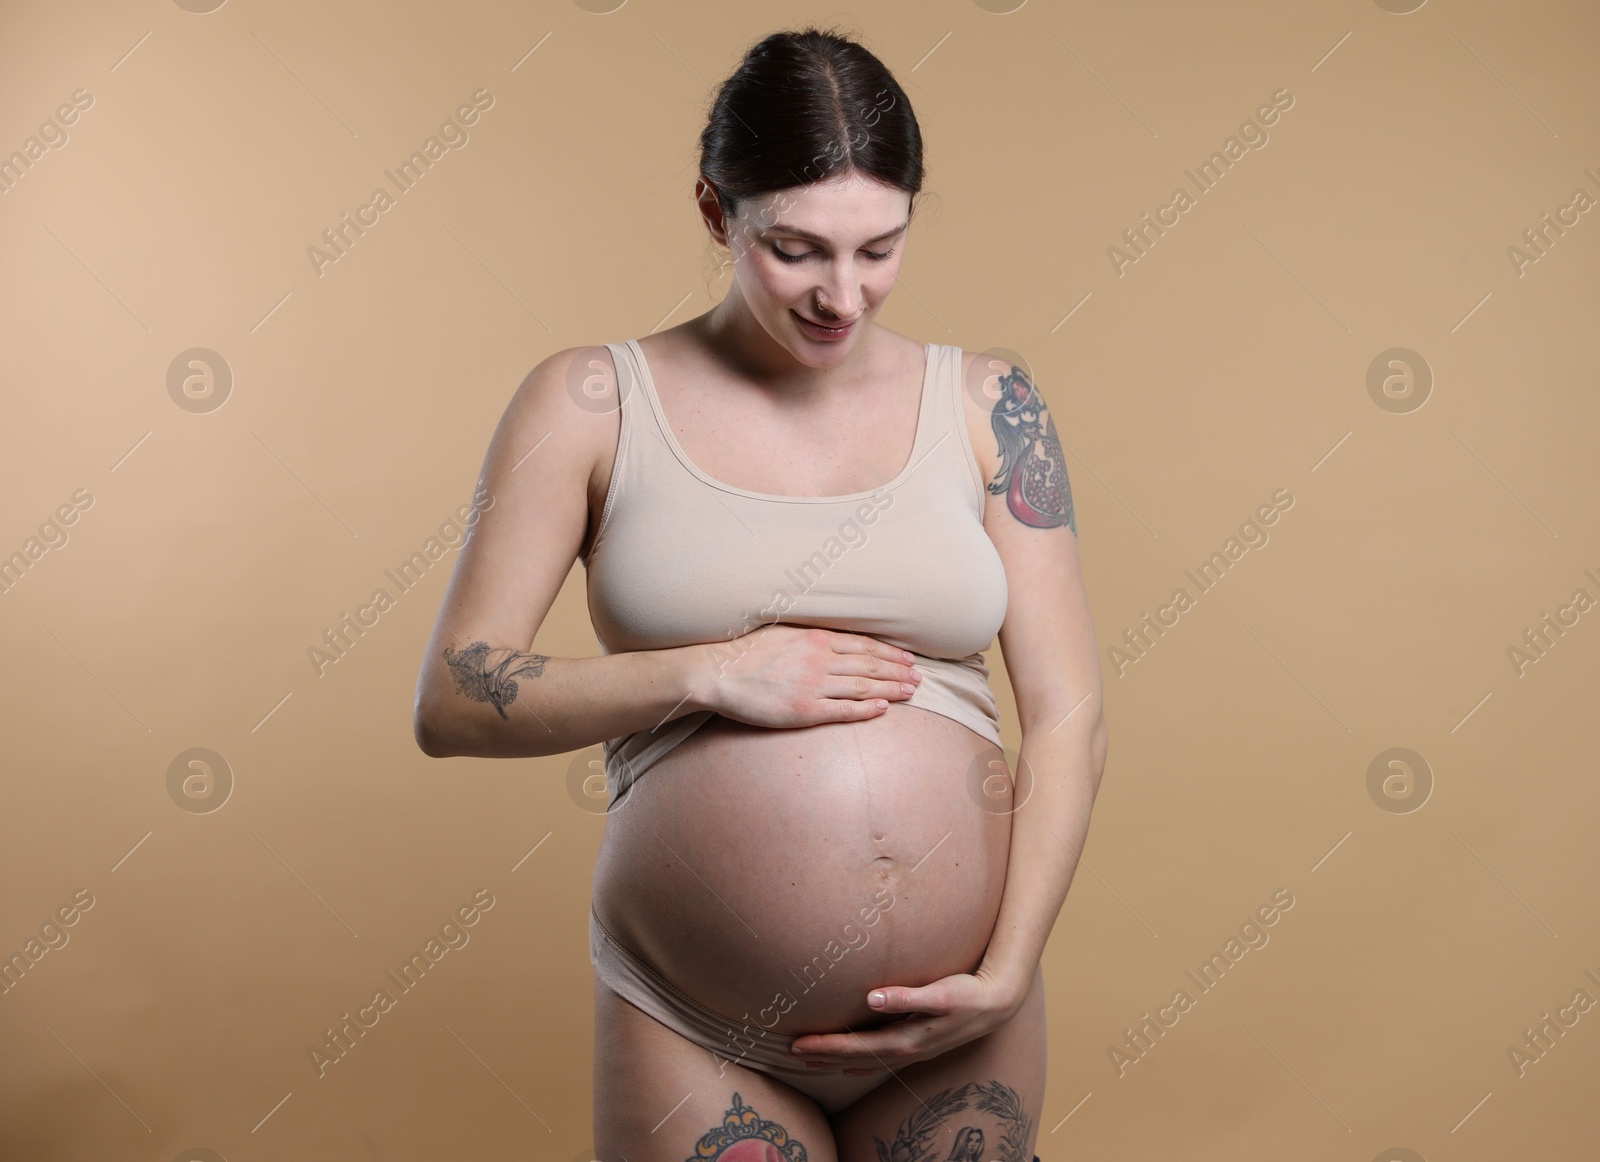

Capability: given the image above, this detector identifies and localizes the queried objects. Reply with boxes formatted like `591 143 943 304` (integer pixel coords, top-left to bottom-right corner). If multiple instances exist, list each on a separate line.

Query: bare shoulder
503 344 622 437
956 347 1075 534
497 344 624 499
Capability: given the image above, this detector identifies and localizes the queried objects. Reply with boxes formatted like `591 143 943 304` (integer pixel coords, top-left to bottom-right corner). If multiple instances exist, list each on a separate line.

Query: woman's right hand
694 624 924 729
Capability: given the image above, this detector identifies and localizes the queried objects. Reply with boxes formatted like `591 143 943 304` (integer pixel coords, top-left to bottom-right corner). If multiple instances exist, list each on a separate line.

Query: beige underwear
590 904 911 1111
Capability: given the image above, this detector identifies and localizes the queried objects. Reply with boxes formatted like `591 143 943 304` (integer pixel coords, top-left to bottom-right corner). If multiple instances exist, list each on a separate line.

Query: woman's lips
792 310 857 339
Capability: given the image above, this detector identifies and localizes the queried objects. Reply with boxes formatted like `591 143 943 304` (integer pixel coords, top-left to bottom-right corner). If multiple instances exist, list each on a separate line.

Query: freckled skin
591 703 1011 1038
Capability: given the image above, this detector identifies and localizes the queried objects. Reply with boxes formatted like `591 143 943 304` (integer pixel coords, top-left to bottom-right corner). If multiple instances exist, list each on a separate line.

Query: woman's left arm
789 352 1108 1072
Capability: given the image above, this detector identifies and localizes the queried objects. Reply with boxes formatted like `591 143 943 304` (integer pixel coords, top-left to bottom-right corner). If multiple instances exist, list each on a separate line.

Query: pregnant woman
413 26 1106 1162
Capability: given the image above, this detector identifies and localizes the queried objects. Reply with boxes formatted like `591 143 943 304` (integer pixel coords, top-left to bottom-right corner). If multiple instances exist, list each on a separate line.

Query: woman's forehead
745 180 909 241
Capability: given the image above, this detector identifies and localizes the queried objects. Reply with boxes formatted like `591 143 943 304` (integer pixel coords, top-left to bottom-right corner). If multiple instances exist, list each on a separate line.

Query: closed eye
771 245 897 264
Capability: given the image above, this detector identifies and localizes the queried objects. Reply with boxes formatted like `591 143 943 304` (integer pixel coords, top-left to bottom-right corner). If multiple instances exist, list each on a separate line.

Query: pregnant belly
590 702 1012 1043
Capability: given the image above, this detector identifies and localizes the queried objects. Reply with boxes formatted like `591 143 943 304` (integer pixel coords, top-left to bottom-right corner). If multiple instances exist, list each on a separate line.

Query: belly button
871 855 897 878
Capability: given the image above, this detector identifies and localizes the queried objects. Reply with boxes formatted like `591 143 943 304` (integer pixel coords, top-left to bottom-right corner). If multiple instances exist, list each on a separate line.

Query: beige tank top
582 338 1008 810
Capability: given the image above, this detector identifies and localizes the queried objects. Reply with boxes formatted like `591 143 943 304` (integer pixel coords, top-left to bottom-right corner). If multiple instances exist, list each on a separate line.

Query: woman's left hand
785 964 1028 1074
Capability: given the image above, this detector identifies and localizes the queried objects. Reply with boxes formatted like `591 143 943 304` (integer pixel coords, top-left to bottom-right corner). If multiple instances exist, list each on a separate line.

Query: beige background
2 0 1597 1159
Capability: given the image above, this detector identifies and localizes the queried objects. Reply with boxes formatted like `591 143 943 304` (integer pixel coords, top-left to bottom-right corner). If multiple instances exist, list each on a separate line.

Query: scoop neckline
625 337 938 504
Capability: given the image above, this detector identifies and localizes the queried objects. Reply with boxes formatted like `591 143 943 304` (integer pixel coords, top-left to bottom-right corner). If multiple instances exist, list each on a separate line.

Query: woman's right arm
411 346 924 760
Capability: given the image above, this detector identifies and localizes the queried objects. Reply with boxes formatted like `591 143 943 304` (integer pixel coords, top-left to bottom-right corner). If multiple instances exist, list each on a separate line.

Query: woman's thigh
828 964 1047 1162
593 976 840 1162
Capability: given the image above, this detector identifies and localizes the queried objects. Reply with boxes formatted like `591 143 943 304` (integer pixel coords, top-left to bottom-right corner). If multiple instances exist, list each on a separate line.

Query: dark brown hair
697 25 924 224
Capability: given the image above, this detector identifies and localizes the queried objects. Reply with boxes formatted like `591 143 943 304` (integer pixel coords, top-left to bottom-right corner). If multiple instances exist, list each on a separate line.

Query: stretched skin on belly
591 702 1012 1041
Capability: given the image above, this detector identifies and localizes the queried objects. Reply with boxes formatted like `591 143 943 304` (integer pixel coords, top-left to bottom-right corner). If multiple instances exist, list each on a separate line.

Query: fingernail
900 683 915 695
901 650 914 662
868 991 886 1008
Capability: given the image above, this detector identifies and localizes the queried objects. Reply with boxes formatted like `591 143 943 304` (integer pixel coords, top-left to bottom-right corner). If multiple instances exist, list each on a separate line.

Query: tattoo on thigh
872 1079 1032 1162
687 1091 808 1161
442 640 548 719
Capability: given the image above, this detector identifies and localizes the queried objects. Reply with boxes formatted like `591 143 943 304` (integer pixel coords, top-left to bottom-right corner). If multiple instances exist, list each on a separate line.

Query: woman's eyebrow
760 221 908 246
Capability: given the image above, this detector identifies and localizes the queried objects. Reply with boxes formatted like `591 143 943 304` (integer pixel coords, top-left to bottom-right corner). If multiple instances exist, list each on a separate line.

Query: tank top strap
587 341 651 554
605 338 670 461
599 338 968 507
931 342 989 514
899 342 949 477
939 342 968 434
937 341 963 431
601 339 643 437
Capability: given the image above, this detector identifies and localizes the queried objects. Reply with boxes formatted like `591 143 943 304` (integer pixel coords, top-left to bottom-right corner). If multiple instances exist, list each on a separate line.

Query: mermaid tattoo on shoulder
987 363 1075 533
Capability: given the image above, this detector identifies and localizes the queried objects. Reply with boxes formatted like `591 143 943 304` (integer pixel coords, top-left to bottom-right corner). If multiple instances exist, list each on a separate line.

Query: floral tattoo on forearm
443 641 549 719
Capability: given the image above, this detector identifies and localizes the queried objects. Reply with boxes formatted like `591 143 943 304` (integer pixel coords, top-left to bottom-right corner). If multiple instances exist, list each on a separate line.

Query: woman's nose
817 271 862 319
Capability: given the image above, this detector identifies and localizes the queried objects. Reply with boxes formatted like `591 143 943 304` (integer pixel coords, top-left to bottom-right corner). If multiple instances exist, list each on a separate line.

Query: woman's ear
694 177 731 247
